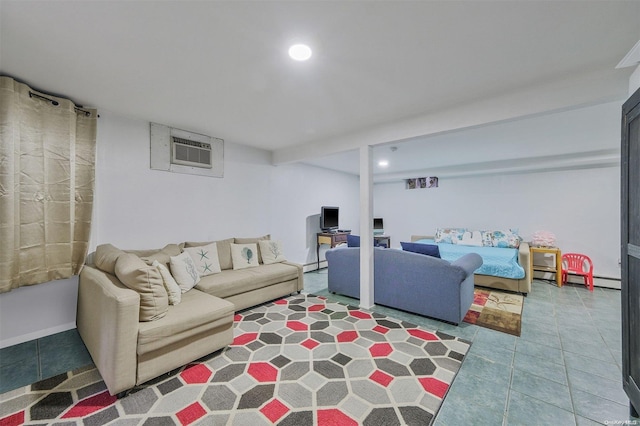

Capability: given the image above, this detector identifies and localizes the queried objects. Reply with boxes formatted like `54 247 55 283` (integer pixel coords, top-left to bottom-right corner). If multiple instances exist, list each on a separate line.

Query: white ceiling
2 0 639 175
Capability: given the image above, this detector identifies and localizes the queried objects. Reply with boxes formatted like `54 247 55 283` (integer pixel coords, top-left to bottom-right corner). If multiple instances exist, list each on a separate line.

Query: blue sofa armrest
326 247 360 298
451 253 483 277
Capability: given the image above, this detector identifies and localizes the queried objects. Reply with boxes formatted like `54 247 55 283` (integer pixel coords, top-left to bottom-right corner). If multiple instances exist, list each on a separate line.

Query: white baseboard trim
0 322 77 349
533 271 621 290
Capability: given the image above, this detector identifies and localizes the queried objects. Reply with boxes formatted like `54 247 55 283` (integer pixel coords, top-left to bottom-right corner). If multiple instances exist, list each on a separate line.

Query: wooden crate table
529 246 562 287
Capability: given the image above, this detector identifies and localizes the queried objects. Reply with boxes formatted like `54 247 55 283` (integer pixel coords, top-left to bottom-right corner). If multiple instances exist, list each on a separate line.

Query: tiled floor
306 270 632 426
0 327 92 394
0 271 633 425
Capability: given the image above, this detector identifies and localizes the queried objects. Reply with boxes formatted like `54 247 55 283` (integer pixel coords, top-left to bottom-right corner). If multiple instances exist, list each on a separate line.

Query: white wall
269 163 359 266
0 111 359 348
92 111 273 248
374 166 621 279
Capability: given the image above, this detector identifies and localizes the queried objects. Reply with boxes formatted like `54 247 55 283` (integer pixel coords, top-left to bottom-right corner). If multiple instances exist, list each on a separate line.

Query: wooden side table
317 232 350 269
530 246 563 286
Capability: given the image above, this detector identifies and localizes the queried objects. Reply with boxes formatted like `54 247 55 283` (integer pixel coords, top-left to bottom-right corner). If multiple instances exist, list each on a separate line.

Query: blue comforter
415 239 525 279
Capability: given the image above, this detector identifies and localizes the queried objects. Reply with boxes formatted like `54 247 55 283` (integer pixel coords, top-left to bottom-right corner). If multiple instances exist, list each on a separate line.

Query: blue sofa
326 247 483 324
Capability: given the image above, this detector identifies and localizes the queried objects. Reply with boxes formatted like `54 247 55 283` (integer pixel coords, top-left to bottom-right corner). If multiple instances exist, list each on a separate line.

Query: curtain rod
29 91 93 117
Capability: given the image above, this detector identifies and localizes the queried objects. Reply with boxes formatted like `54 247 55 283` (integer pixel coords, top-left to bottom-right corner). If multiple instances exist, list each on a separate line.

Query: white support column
359 145 374 309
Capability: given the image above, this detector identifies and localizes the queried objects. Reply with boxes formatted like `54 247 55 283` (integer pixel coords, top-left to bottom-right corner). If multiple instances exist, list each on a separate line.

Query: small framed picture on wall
427 177 438 188
418 177 427 188
406 178 417 189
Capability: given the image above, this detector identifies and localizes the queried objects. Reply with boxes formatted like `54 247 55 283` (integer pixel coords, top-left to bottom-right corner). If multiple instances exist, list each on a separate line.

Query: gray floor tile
506 390 576 426
0 356 39 394
515 339 564 365
561 339 617 363
0 340 37 368
513 351 567 385
519 327 562 349
511 369 573 412
468 341 514 367
566 367 628 405
435 398 505 426
563 351 622 382
571 388 630 424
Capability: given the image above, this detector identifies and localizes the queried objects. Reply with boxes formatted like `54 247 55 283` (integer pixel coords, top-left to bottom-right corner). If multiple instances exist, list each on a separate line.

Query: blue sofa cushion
401 241 441 258
347 235 360 247
348 235 387 248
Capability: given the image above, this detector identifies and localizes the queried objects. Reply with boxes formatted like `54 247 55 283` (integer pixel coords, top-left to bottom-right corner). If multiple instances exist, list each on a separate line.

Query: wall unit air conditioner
171 137 212 169
150 123 224 178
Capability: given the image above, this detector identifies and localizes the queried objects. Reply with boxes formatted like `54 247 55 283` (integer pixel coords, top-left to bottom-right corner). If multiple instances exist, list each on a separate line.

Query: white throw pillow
231 243 260 270
152 260 181 305
170 252 201 293
184 243 222 277
258 240 287 265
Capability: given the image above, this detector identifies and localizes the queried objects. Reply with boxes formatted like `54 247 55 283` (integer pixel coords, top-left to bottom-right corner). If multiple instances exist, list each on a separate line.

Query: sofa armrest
518 241 531 287
77 266 140 395
451 253 483 277
282 261 304 292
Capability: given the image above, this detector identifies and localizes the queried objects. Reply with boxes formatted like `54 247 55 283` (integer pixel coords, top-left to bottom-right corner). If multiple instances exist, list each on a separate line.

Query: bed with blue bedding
414 238 525 279
411 235 531 294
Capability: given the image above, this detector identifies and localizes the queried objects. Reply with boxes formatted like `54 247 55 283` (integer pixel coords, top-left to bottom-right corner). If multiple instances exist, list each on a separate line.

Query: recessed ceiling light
378 160 389 167
289 44 312 61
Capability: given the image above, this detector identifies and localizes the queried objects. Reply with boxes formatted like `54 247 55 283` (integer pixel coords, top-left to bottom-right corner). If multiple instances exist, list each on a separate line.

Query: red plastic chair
561 253 594 291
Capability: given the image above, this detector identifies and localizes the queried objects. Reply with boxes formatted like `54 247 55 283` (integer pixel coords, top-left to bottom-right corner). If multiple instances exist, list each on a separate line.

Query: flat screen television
373 218 384 235
320 206 339 232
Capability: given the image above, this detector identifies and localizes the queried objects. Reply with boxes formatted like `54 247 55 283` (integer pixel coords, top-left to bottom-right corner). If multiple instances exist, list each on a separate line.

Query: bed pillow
401 241 441 258
170 252 201 293
481 230 521 248
231 243 260 270
258 240 287 264
115 253 169 321
434 228 466 244
184 243 222 276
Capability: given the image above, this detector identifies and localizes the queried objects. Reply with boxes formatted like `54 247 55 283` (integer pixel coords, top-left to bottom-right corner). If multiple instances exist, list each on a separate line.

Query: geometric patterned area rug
463 287 524 337
0 294 470 426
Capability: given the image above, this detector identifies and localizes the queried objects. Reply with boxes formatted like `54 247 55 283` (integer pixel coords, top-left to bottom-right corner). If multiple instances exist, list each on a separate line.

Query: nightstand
529 246 562 286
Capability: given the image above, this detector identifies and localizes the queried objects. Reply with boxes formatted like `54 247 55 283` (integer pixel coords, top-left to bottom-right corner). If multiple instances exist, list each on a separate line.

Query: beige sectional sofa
77 236 303 396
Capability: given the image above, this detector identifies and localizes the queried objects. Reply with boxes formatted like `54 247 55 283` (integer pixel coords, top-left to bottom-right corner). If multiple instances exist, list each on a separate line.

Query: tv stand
317 231 350 270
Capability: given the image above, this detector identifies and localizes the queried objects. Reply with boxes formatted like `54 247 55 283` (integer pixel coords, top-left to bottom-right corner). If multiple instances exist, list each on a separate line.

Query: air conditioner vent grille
171 136 212 169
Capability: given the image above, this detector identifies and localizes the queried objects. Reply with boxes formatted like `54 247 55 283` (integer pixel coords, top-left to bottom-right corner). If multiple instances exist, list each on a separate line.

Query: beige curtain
0 76 97 293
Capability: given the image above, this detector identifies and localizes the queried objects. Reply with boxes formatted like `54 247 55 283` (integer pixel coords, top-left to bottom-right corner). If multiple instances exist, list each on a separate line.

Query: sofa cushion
115 253 169 321
347 235 360 247
170 252 201 292
401 241 441 258
234 234 270 263
231 243 260 270
137 290 234 355
259 240 287 264
95 244 125 275
152 260 181 305
184 238 235 270
196 263 299 299
184 243 222 276
139 244 182 270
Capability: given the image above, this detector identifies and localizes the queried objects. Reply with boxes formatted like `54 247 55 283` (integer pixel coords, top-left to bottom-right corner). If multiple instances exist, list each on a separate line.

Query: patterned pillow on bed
481 229 521 248
434 228 467 244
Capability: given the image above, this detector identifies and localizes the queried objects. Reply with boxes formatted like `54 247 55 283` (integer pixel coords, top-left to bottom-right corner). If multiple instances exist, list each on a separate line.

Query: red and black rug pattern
0 294 470 426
